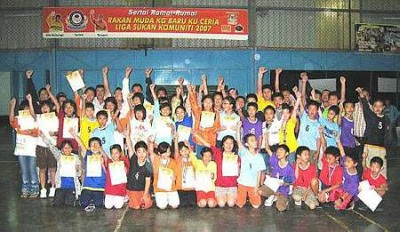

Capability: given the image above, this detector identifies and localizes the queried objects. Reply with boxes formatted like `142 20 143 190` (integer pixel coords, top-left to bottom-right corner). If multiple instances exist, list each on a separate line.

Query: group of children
9 66 389 212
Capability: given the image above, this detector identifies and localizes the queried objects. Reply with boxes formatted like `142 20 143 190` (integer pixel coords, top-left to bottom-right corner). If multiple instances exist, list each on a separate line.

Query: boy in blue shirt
298 100 322 166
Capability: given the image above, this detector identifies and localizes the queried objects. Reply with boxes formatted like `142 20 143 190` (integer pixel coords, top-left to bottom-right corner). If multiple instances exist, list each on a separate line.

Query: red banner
42 7 248 40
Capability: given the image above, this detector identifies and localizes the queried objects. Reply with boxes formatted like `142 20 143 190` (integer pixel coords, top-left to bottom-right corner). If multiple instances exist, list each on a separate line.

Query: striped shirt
353 101 370 138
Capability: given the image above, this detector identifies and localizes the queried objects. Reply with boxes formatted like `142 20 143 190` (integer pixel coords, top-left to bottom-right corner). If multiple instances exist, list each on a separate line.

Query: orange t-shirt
189 92 220 146
174 155 195 191
152 156 178 193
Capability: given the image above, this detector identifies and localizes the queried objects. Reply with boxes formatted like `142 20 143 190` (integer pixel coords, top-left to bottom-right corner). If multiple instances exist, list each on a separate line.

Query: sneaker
85 204 96 212
294 200 302 206
29 192 39 198
20 193 29 199
49 187 56 198
264 196 276 207
40 189 47 199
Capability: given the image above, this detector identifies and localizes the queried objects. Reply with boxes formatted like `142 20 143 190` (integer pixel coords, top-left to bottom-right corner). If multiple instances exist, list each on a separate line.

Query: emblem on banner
66 10 88 30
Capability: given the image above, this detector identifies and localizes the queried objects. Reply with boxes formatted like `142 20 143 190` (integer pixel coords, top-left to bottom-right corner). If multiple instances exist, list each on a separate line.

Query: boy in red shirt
292 146 319 210
317 146 343 205
359 155 388 211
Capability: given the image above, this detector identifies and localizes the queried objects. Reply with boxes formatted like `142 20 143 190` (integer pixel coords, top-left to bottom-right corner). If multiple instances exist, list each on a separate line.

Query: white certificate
66 70 85 92
358 189 382 212
264 175 283 192
359 180 372 192
39 112 59 133
222 154 239 177
86 155 102 177
18 110 35 131
60 155 76 177
109 161 127 185
177 125 191 142
182 166 196 189
195 170 212 192
199 111 215 128
157 167 173 191
62 118 78 139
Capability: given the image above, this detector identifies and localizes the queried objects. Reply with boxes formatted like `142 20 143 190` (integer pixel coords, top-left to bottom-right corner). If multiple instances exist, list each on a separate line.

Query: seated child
149 139 180 209
330 152 359 210
104 144 130 209
292 146 319 210
258 143 295 212
317 146 343 206
125 140 153 210
173 137 197 207
362 156 388 197
192 133 240 208
41 134 82 207
359 156 388 211
189 146 217 208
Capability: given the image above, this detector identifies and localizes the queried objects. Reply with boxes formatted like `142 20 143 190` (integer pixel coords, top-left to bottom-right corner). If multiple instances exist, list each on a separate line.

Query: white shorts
155 191 180 209
104 194 125 209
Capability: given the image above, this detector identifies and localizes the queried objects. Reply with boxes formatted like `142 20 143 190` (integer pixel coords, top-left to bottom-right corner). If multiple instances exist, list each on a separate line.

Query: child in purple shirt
338 101 356 149
330 152 359 210
258 142 295 212
241 102 263 144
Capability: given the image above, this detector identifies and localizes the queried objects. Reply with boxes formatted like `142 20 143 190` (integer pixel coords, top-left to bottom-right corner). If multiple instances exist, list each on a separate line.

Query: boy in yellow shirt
80 95 99 147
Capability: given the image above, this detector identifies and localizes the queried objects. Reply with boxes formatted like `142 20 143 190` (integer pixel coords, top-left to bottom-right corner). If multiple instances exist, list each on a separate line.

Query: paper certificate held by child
357 180 382 212
109 161 127 185
18 110 35 131
157 167 173 191
86 155 102 177
195 170 212 192
182 166 195 189
222 154 239 177
199 111 215 128
63 118 78 139
39 112 59 132
60 156 76 177
264 175 283 192
177 125 191 142
66 70 85 92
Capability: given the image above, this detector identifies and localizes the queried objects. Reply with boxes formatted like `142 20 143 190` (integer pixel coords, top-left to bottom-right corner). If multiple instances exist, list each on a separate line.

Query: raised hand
178 77 184 86
201 74 207 83
26 94 32 102
26 70 33 79
145 68 153 77
276 68 283 75
125 67 133 77
292 86 298 94
300 72 308 82
102 66 109 75
218 76 224 85
149 84 156 92
10 98 16 108
258 67 267 75
45 84 51 92
340 76 346 84
78 69 84 77
355 87 363 93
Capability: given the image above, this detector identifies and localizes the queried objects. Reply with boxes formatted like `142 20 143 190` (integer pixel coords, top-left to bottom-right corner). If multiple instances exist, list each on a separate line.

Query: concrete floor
0 124 398 232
